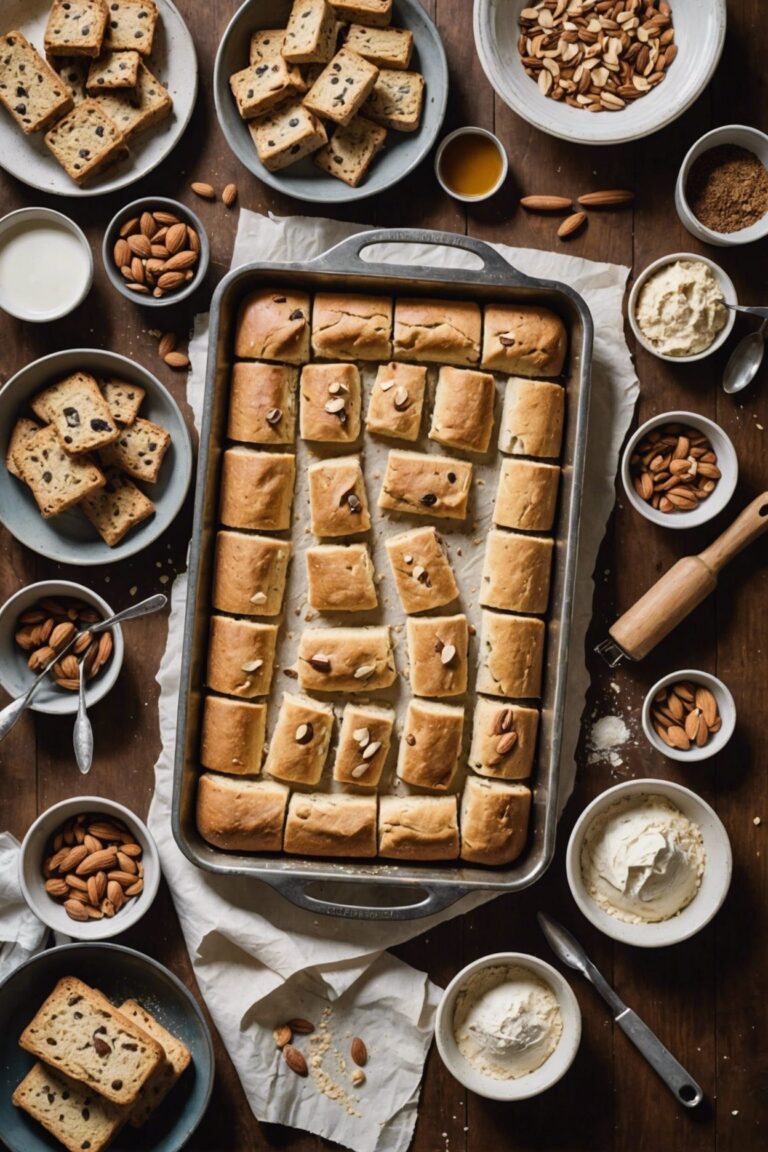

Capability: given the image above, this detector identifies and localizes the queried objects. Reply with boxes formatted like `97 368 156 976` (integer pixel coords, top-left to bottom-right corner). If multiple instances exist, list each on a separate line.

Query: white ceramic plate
473 0 726 146
0 0 197 197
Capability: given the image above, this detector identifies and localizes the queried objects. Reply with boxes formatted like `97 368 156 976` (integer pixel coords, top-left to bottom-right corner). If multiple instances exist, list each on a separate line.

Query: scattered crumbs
129 585 137 596
304 609 316 621
587 713 631 769
456 547 462 557
754 817 761 826
757 423 764 431
472 537 482 546
732 1110 739 1116
104 576 110 583
155 561 162 569
308 1007 361 1118
610 681 621 694
159 575 169 585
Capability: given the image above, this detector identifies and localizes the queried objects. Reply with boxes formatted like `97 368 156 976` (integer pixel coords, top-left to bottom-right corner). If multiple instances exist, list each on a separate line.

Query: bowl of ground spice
676 125 768 245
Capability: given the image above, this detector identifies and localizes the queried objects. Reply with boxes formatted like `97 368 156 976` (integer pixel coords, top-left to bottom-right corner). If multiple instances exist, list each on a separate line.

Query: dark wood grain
1 1 767 1150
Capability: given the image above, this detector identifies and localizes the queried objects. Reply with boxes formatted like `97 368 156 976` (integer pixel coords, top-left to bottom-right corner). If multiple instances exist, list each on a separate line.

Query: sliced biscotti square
87 49 141 91
314 114 385 185
344 23 413 69
303 48 378 126
100 376 145 424
230 58 305 120
103 0 159 55
330 0 392 28
363 67 424 131
19 976 164 1107
0 30 74 134
118 1000 191 1127
80 466 155 545
93 61 172 140
44 98 124 184
32 371 120 455
44 0 109 59
6 417 42 480
53 56 90 103
16 427 106 517
12 1062 128 1152
250 28 286 64
283 0 338 64
99 416 171 483
249 98 327 171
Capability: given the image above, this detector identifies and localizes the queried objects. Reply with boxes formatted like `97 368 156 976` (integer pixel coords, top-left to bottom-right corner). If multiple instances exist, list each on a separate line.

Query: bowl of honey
435 127 508 203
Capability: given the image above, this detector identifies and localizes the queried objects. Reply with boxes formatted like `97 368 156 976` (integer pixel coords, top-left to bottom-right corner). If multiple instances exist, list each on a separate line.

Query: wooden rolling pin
597 491 768 665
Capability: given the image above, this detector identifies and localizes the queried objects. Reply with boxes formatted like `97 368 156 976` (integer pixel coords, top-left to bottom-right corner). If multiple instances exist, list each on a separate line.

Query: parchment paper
147 210 637 1152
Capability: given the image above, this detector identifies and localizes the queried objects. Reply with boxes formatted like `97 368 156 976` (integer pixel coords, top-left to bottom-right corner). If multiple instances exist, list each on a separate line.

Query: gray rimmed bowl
0 349 193 565
214 0 448 203
103 196 210 307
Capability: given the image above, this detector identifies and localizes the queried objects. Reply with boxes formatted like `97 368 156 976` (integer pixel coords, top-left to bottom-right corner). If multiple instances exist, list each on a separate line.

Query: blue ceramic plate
0 943 214 1152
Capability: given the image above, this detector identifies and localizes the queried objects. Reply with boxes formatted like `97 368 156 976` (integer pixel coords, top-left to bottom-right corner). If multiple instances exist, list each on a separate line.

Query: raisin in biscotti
250 98 327 171
282 0 338 64
44 98 124 184
19 977 165 1106
303 48 379 127
80 466 155 546
93 60 171 139
44 0 109 58
99 416 171 483
12 1062 128 1152
363 68 424 131
15 426 106 518
314 114 385 185
117 1000 192 1127
103 0 159 55
32 371 120 455
0 30 74 134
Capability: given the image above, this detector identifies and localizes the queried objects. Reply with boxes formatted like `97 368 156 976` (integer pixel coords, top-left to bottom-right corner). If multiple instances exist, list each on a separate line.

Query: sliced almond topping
295 723 314 744
362 741 381 761
353 727 370 746
393 386 410 411
309 653 332 673
250 591 268 605
440 643 457 666
403 553 414 564
241 659 263 673
350 764 369 779
379 378 394 392
354 664 375 679
325 397 346 414
266 408 282 427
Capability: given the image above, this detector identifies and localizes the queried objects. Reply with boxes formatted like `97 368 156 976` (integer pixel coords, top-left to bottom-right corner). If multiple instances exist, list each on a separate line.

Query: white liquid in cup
0 220 91 320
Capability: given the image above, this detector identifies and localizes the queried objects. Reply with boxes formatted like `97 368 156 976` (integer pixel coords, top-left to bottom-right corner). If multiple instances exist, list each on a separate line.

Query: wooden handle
698 491 768 574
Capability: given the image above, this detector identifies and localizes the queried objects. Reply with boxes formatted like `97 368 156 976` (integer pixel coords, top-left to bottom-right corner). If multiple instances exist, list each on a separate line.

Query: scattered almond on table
42 812 144 922
520 188 634 240
630 424 720 513
14 597 112 691
651 681 721 751
191 181 216 200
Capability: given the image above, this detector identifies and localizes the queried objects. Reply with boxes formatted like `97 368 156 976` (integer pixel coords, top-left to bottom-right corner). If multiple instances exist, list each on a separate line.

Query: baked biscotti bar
16 426 106 518
0 30 74 134
94 61 172 140
493 457 560 532
212 530 291 616
344 23 413 69
378 449 473 521
306 542 378 612
100 376 146 425
5 417 41 480
12 1062 127 1152
200 695 268 775
460 776 532 866
19 976 164 1106
363 68 424 132
206 615 278 698
117 1000 192 1127
282 0 338 64
468 697 539 780
284 792 377 858
227 362 298 444
32 371 119 455
385 524 459 613
54 56 90 103
330 0 392 28
44 98 124 184
263 691 334 784
99 416 171 483
393 297 481 365
249 98 327 172
230 57 305 120
79 466 155 546
235 287 311 362
313 114 386 186
308 454 371 536
332 701 394 786
396 699 464 791
296 625 397 693
379 795 459 861
219 447 296 531
103 0 159 55
249 28 286 64
87 49 141 91
481 303 567 377
311 292 393 359
498 377 565 458
303 48 379 127
406 613 469 698
365 362 426 441
429 366 497 455
44 0 108 59
196 772 289 852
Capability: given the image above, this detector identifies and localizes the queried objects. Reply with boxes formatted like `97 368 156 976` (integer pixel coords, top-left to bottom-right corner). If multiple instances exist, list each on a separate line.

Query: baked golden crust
306 543 378 611
311 292 393 360
393 297 481 366
396 698 465 790
308 454 371 536
219 448 296 531
480 529 554 614
378 795 459 860
385 525 459 613
499 378 564 459
212 531 291 617
365 361 426 441
332 702 395 785
234 288 310 363
284 792 377 857
460 776 531 866
476 610 545 699
406 613 468 698
196 773 289 852
200 696 268 775
299 362 362 442
263 691 334 785
227 362 298 445
468 697 539 779
429 366 497 454
206 616 279 699
297 625 396 692
481 304 567 377
493 458 560 532
378 449 473 521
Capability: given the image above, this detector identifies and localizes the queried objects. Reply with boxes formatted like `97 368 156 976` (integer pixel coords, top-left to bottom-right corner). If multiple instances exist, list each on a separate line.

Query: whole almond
273 1025 292 1048
165 351 190 369
116 851 138 874
287 1018 315 1034
666 725 691 751
164 250 198 272
86 875 100 905
107 870 140 887
127 233 152 258
88 821 125 839
119 842 142 858
222 182 238 207
165 222 187 254
558 211 587 239
153 211 180 226
67 874 88 893
58 844 89 873
695 687 718 727
520 194 573 211
107 880 125 910
124 878 144 896
351 1037 368 1067
64 899 88 922
151 244 170 259
158 271 187 290
187 226 200 254
113 238 130 266
158 332 177 358
140 211 157 239
76 847 118 876
191 181 215 200
83 834 102 854
283 1045 308 1076
119 216 139 238
577 189 635 207
44 878 69 898
50 621 76 650
131 256 145 284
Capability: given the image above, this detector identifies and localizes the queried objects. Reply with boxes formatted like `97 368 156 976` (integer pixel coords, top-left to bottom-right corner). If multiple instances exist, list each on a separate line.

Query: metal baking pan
172 228 593 921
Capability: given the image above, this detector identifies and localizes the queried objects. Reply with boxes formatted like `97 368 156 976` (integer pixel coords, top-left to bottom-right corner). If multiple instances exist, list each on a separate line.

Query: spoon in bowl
73 656 94 775
723 318 768 395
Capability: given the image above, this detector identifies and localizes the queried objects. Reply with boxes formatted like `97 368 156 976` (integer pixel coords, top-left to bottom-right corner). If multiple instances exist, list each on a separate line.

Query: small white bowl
0 207 93 322
434 952 581 1100
0 580 124 716
19 796 160 942
675 125 768 246
434 127 508 203
621 410 738 529
642 669 736 762
627 252 736 363
566 779 732 948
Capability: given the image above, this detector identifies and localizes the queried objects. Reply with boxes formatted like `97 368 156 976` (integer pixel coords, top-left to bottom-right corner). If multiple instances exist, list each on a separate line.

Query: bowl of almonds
102 196 210 307
621 411 738 529
642 669 736 762
0 581 123 716
18 796 160 941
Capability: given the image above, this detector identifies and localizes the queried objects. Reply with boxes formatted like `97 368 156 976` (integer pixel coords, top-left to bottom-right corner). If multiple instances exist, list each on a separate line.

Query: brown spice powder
686 144 768 233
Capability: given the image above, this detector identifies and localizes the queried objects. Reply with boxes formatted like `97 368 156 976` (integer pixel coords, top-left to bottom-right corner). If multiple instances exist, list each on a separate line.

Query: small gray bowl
102 196 210 307
214 0 448 203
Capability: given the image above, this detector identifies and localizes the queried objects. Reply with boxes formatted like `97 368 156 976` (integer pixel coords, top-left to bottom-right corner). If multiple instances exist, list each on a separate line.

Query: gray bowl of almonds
0 581 124 717
642 669 736 762
102 196 210 307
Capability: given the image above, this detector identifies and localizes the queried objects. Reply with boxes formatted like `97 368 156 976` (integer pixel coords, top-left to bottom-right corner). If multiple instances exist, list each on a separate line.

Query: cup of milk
0 207 93 322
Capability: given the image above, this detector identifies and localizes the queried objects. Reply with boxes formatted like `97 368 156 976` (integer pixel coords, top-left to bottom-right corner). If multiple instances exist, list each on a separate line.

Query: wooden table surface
2 2 767 1150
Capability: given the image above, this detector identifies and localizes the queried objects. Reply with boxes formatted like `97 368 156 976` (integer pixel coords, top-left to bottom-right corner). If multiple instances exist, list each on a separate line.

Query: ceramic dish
473 0 726 147
213 0 448 204
642 668 736 763
621 410 738 530
434 127 508 203
434 952 581 1100
18 796 160 941
0 580 124 717
566 778 732 948
628 253 736 363
0 942 214 1152
675 124 768 246
0 0 197 198
0 348 193 565
103 197 210 308
0 207 93 321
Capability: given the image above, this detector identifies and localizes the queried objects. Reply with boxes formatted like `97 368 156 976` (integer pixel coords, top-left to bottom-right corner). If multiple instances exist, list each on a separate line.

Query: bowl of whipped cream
567 779 732 948
628 252 735 362
434 953 581 1100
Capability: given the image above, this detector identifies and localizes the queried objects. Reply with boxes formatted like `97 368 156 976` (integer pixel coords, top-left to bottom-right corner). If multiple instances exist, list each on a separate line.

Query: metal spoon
0 593 167 742
722 302 768 320
73 656 94 775
723 318 768 395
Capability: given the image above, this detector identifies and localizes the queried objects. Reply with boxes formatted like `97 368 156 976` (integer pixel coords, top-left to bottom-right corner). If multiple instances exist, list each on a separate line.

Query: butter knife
537 912 703 1108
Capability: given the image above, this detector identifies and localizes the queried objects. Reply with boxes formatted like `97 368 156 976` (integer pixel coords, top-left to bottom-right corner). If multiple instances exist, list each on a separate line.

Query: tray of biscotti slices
171 228 593 921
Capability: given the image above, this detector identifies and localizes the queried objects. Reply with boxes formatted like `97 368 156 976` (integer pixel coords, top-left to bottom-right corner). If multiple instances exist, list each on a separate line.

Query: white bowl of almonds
621 411 738 529
19 797 160 941
642 669 736 762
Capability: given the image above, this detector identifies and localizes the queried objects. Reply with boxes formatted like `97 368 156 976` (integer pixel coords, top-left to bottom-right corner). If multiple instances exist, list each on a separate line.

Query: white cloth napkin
0 833 48 983
147 210 638 1152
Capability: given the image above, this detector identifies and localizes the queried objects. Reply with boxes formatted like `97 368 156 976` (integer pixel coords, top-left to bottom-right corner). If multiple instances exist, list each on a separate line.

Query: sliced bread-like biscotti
93 61 172 140
103 0 158 55
80 466 155 546
314 114 386 186
282 0 338 64
44 98 125 184
249 98 327 171
344 23 413 69
19 976 165 1106
0 30 74 133
6 417 42 480
363 67 424 132
44 0 109 59
53 56 90 103
303 48 379 127
229 57 305 120
87 49 141 91
12 1062 128 1152
329 0 392 27
32 371 120 455
118 1000 192 1127
99 416 171 483
100 377 146 424
16 427 106 518
249 28 286 64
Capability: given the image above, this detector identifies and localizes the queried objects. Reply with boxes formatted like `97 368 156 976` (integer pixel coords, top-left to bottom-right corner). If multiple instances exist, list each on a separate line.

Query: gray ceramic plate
214 0 448 203
0 942 214 1152
0 0 197 198
0 350 193 566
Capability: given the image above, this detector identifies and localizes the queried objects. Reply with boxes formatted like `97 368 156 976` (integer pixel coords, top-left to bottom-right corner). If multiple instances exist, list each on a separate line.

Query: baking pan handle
311 228 535 286
272 875 468 921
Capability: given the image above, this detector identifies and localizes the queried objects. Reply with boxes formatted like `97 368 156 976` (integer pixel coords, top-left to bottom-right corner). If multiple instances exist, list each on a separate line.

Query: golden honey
439 132 505 198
